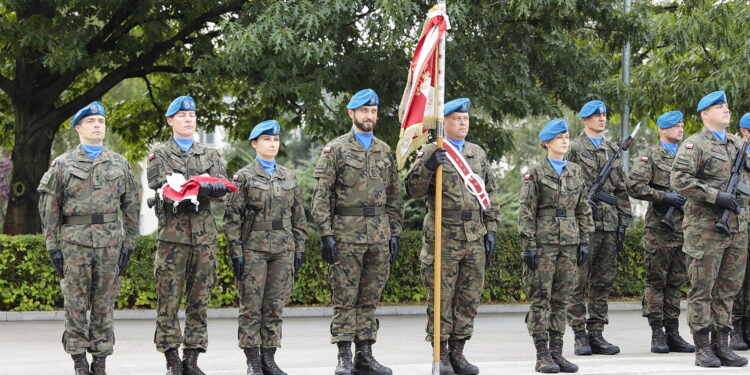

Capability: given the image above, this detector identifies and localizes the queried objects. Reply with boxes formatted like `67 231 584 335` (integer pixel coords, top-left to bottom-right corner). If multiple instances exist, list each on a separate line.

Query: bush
0 228 649 311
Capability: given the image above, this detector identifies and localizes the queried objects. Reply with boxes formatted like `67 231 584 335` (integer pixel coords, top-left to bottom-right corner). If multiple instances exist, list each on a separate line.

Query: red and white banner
442 141 491 210
396 4 450 169
159 173 237 210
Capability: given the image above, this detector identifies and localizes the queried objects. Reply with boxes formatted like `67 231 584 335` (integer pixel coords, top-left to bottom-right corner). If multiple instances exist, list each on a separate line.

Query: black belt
442 210 480 221
335 206 386 216
251 217 292 231
63 213 118 225
537 208 572 218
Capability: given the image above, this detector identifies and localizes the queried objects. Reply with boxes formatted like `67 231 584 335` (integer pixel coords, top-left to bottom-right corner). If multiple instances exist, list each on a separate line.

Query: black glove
425 148 447 171
661 192 686 207
716 192 741 213
389 236 400 265
616 225 627 252
209 181 228 197
117 247 133 276
321 235 337 264
522 248 538 270
231 256 244 280
577 243 590 266
294 252 304 275
48 249 64 278
484 231 496 266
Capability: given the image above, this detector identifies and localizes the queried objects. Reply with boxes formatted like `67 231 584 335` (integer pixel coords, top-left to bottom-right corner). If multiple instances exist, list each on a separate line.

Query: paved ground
2 310 749 374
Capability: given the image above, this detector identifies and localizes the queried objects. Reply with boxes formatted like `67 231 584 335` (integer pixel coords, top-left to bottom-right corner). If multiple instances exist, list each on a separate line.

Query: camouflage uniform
626 145 687 321
671 129 748 334
224 160 308 348
405 142 499 342
311 132 403 343
146 138 227 353
518 160 593 341
566 134 632 332
38 145 140 356
733 223 750 326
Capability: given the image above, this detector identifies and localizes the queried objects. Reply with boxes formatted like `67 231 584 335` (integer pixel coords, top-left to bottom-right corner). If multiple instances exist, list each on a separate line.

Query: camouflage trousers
420 237 485 342
524 244 577 341
238 250 294 348
567 230 617 332
154 241 217 353
328 242 390 343
60 242 120 356
732 245 750 322
684 230 747 333
641 243 687 320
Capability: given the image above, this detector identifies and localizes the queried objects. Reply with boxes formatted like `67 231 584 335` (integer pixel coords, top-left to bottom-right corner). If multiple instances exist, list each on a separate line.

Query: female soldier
518 119 594 373
224 120 308 375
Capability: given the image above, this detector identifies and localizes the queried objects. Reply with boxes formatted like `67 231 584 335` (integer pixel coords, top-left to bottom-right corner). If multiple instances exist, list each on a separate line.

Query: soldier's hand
117 247 133 276
616 225 627 252
425 148 447 171
388 236 400 265
231 256 244 280
522 248 538 270
716 192 742 213
577 243 590 266
48 249 64 278
321 235 337 264
661 192 686 207
294 252 305 275
210 181 228 197
484 231 496 266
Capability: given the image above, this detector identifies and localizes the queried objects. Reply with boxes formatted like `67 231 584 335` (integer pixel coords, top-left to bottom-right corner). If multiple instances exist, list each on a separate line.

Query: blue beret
248 120 281 141
71 101 106 128
578 100 607 118
740 113 750 129
165 96 197 117
444 98 471 116
657 110 683 129
347 89 379 109
539 119 568 142
696 90 727 112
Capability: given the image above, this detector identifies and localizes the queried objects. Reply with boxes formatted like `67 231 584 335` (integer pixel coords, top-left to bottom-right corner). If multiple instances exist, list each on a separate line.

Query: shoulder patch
323 146 332 153
524 174 531 180
148 153 156 161
233 174 239 181
685 143 694 149
417 151 424 158
640 156 649 162
50 160 56 167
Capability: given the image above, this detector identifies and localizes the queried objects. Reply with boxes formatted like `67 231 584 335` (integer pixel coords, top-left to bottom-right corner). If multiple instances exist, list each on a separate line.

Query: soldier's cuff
706 188 719 204
318 226 333 238
579 234 589 245
484 221 498 233
123 239 137 250
45 239 58 251
229 245 243 260
654 190 664 202
296 240 306 253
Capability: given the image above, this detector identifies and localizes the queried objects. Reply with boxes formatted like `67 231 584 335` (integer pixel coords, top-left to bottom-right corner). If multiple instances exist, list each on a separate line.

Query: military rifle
716 137 750 235
588 122 641 216
659 198 684 231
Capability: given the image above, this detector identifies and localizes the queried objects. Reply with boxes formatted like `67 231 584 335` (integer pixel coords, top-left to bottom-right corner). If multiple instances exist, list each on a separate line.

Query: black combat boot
448 339 479 375
165 348 182 375
649 319 669 353
335 341 354 375
587 330 620 355
730 320 748 351
261 347 288 375
244 346 263 375
549 339 578 373
711 327 748 367
534 339 560 373
182 349 207 375
433 340 455 375
572 330 591 356
693 328 720 367
663 318 695 353
72 353 90 375
90 356 107 375
353 339 392 375
743 318 750 345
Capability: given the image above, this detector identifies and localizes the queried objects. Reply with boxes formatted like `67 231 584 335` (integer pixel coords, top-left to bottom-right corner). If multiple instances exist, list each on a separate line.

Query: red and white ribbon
441 141 491 210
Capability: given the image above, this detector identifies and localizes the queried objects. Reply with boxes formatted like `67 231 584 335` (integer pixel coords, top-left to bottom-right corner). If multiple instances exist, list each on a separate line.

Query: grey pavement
2 309 749 374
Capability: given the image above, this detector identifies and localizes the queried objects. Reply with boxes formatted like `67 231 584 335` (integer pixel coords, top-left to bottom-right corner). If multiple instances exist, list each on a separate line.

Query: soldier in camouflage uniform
224 120 308 375
311 89 404 375
671 90 748 367
731 112 750 351
566 100 632 356
518 119 593 373
38 101 140 375
626 110 695 354
146 96 229 375
405 98 498 375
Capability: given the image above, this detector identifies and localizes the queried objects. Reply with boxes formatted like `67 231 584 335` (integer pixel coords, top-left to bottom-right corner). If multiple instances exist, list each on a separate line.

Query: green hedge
0 227 647 311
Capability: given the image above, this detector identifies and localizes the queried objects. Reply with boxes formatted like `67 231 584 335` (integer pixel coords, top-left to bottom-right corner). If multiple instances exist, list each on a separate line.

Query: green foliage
1 228 650 311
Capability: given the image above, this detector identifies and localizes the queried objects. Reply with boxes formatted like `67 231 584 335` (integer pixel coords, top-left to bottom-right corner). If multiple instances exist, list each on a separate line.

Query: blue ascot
82 144 103 160
547 157 567 176
659 141 678 155
353 129 373 150
173 136 194 152
709 130 726 143
587 136 603 148
446 138 465 152
257 157 276 176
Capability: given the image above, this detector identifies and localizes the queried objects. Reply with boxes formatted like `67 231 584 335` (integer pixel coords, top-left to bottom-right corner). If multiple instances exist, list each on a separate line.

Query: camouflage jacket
405 142 499 243
671 128 748 235
626 144 683 247
518 160 593 249
37 145 140 250
224 161 308 259
146 138 227 245
311 131 404 244
567 133 632 231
